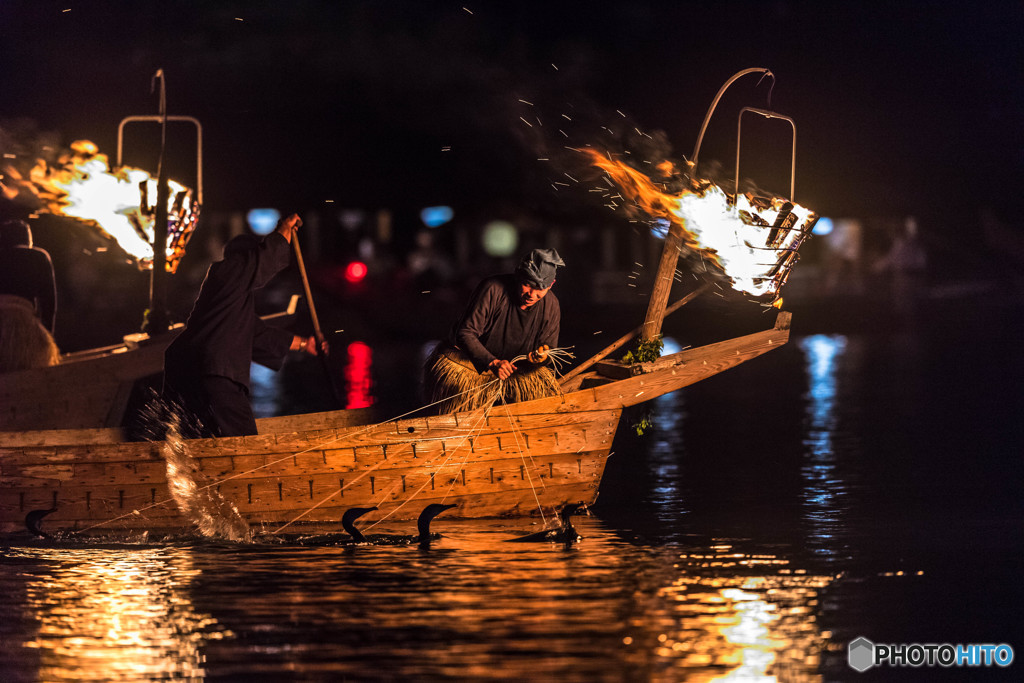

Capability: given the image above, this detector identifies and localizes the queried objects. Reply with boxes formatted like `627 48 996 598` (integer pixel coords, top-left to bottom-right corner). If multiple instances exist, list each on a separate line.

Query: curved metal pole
148 69 170 334
117 116 203 204
736 107 797 201
690 68 773 170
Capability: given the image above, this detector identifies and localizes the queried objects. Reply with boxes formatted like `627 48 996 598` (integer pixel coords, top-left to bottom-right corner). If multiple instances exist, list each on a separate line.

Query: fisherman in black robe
0 219 60 372
163 213 325 437
424 248 564 413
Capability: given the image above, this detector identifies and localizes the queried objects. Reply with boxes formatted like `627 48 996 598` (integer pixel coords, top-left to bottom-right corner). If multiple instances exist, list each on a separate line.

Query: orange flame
584 149 816 301
1 140 199 272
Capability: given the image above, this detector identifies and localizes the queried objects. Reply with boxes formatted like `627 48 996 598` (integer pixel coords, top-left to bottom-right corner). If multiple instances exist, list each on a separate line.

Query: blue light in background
247 208 281 235
650 218 671 239
812 216 833 236
420 205 454 228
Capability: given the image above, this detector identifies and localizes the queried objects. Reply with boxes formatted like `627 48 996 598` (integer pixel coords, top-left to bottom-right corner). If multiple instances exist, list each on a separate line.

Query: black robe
163 232 294 435
449 274 560 372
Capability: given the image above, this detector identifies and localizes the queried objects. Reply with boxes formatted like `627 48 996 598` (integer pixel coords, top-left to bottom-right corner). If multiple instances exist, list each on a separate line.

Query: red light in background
344 341 374 409
344 261 368 283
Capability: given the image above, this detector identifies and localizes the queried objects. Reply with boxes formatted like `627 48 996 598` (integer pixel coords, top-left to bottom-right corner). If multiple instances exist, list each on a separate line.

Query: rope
76 378 500 535
78 345 572 536
499 398 550 528
361 392 499 532
277 383 501 534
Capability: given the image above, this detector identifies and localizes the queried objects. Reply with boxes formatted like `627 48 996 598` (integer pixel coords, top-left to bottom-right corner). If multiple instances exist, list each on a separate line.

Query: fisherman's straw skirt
0 295 60 373
423 344 561 414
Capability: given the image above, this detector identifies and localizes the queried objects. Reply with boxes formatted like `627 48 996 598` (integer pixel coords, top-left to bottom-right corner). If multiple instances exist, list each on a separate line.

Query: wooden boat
1 71 815 538
0 327 182 432
0 297 299 432
0 311 790 536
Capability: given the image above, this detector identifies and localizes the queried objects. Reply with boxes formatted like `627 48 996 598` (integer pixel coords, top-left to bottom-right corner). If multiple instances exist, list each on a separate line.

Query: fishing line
499 399 549 528
271 380 502 534
363 380 509 527
77 378 507 535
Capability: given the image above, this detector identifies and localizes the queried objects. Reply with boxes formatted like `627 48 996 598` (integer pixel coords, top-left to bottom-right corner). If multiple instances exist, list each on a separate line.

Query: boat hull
0 329 180 432
1 406 620 535
0 313 790 536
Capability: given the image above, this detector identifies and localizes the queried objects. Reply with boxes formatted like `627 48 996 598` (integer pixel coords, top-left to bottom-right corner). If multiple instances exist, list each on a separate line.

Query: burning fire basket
117 114 203 275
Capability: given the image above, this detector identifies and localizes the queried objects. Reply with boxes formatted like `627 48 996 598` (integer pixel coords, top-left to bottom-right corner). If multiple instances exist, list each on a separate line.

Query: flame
1 140 199 272
584 149 816 301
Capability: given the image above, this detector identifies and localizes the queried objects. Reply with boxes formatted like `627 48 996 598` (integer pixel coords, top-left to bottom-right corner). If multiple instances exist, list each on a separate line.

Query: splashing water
160 409 252 542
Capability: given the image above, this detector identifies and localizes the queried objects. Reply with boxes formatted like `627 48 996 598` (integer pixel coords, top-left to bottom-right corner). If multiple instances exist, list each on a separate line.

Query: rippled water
0 526 839 682
2 305 1022 682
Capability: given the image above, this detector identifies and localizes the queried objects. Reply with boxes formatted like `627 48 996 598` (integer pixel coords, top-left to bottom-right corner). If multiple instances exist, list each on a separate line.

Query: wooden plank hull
0 313 790 536
0 329 181 432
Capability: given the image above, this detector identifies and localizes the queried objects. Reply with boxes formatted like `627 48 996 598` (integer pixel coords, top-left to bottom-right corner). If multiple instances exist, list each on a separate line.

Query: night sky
1 0 1022 238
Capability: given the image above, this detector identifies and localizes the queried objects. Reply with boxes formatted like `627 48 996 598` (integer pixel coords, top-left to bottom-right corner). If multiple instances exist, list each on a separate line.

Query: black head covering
515 248 564 289
0 219 32 249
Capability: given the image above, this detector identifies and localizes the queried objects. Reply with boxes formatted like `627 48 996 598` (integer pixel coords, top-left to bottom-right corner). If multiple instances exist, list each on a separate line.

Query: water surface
2 303 1021 681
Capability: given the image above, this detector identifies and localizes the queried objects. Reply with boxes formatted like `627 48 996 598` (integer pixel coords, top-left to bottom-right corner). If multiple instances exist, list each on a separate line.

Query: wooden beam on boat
640 221 686 342
559 283 710 389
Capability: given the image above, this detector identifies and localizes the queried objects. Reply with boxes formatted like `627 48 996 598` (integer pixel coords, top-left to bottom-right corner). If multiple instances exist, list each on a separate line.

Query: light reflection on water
2 546 226 681
646 336 689 517
798 335 851 559
6 325 1016 680
1 520 833 682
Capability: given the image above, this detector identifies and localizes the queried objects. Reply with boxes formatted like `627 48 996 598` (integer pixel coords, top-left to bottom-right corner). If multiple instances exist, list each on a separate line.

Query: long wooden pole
292 234 341 406
559 283 710 387
291 235 324 346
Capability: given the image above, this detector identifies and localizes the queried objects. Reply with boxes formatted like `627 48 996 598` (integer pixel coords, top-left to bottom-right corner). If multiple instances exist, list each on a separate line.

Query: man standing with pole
163 213 327 438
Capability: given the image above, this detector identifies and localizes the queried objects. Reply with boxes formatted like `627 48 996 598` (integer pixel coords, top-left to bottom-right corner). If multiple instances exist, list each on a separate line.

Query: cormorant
508 503 584 543
25 507 58 539
294 503 457 546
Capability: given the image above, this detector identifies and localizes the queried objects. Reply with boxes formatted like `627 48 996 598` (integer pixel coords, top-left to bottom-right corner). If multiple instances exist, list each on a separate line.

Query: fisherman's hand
488 358 515 381
291 335 324 356
275 213 303 242
527 344 550 364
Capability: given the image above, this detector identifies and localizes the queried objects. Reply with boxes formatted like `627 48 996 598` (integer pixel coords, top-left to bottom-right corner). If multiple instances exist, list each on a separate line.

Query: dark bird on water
25 507 58 539
508 503 585 544
294 503 458 546
340 506 380 542
411 503 459 547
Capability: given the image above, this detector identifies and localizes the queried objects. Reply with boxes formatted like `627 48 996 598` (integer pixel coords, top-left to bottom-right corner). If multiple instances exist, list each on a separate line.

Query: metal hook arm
690 68 774 171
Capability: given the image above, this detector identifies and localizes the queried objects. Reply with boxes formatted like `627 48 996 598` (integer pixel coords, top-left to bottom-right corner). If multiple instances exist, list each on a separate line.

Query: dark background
1 0 1020 224
1 0 1022 353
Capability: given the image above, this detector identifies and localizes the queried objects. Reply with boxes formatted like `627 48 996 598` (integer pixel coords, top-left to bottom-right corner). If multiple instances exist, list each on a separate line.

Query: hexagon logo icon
848 637 875 672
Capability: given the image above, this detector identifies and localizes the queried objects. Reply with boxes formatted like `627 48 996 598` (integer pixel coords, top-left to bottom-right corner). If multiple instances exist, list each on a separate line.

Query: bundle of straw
423 345 563 415
0 296 60 372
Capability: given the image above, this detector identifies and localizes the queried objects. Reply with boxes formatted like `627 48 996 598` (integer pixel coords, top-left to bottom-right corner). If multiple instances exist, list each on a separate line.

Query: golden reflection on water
11 546 227 681
3 520 835 681
618 541 833 682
